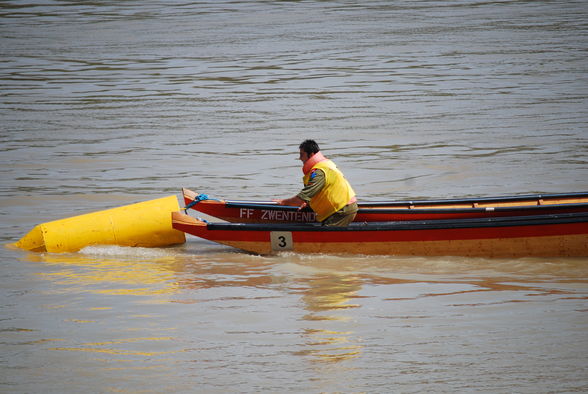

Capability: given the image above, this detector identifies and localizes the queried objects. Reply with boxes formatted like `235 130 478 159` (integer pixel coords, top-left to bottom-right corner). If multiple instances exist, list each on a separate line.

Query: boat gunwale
217 191 588 208
354 191 588 207
203 212 588 232
221 201 588 214
184 189 588 208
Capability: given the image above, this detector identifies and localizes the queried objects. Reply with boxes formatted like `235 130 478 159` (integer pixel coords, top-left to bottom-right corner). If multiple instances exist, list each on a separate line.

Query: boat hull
182 188 588 223
172 211 588 257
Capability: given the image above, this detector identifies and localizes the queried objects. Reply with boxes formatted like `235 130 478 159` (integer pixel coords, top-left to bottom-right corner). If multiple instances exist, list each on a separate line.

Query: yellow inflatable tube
12 195 186 253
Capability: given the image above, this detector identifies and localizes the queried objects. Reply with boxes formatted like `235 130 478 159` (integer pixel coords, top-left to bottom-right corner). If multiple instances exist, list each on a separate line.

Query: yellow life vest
302 159 356 222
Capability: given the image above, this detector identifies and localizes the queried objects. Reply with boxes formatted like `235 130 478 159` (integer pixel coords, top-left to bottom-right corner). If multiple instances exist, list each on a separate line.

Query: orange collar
302 151 327 175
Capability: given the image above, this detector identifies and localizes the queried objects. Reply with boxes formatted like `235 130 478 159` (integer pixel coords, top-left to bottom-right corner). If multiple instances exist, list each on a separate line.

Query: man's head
299 139 320 163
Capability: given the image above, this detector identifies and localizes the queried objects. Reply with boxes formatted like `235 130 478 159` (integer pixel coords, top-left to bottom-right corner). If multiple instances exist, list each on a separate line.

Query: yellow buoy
12 195 186 253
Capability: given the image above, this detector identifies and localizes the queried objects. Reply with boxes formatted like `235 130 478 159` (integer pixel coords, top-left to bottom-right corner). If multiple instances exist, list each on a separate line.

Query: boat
171 211 588 257
182 188 588 223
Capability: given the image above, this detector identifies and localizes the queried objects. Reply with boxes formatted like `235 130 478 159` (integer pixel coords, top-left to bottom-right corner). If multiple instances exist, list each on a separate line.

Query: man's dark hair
299 139 320 155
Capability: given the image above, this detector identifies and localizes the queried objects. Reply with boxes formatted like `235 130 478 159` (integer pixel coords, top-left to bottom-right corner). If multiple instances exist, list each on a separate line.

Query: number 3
271 232 293 251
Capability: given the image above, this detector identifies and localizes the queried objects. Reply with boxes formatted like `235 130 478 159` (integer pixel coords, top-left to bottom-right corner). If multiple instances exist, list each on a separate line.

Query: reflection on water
298 274 363 363
302 275 362 315
49 336 180 357
3 242 587 392
25 245 181 296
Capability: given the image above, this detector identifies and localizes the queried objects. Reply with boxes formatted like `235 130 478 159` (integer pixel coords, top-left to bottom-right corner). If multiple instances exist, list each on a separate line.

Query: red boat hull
182 188 588 223
172 211 588 257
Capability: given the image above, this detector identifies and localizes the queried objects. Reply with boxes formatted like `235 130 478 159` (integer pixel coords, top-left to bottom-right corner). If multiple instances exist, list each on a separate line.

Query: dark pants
321 202 358 227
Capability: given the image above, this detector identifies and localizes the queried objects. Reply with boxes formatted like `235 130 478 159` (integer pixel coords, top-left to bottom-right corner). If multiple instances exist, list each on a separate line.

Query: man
274 139 358 226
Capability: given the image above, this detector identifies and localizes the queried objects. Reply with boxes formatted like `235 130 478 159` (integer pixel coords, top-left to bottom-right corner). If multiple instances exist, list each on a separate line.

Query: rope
184 194 217 214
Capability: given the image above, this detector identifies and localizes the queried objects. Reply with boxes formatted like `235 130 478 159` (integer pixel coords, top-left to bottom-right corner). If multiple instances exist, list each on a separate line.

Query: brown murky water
1 1 587 392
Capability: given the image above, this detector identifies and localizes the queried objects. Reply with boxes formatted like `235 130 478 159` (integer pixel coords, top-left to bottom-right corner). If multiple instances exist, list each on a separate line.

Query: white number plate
270 232 293 251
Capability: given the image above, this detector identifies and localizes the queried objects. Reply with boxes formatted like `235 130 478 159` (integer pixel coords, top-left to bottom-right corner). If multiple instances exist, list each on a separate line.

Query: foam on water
78 244 181 258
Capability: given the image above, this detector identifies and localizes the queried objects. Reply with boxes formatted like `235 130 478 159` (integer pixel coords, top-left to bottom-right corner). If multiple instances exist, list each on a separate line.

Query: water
1 0 587 392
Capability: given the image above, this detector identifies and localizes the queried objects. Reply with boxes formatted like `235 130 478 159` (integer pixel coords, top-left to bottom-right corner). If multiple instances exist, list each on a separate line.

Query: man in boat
274 139 358 226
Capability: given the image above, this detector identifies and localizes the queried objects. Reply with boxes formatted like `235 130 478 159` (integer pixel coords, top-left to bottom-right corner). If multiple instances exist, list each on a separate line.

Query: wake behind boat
182 188 588 223
172 210 588 257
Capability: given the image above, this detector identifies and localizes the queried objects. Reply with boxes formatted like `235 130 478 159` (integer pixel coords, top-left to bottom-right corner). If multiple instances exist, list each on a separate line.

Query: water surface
1 1 587 392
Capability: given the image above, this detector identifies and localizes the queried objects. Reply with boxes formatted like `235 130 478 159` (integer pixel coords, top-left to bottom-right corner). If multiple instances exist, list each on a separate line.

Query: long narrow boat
172 211 588 257
182 188 588 223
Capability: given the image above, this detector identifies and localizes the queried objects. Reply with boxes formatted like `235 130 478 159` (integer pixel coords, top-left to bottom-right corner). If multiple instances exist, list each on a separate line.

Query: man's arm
273 195 306 207
274 169 325 208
